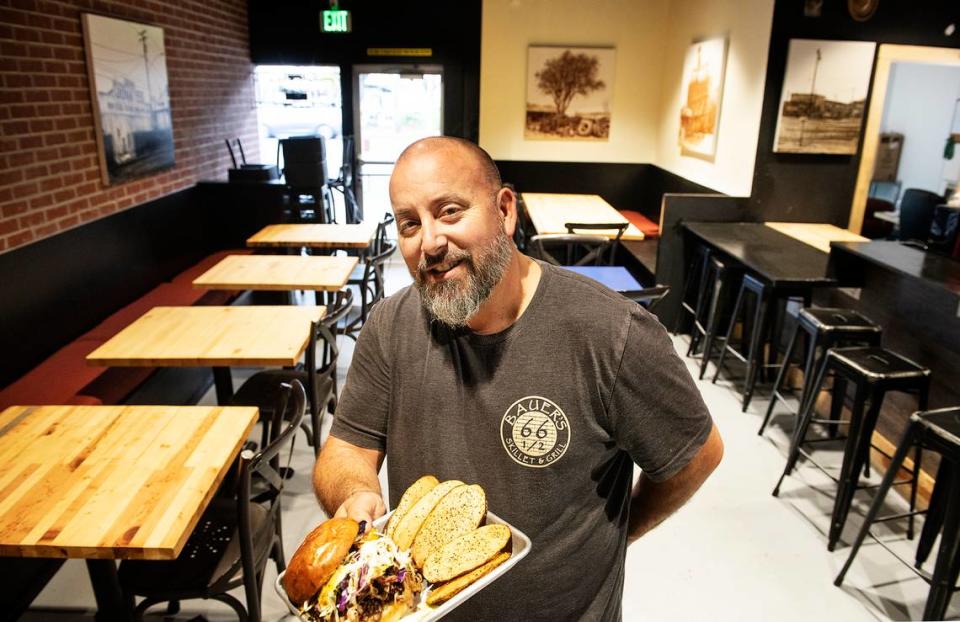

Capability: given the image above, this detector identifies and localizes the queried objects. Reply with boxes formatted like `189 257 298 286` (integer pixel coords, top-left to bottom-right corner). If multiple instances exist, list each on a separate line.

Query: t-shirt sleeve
329 301 392 451
604 307 714 482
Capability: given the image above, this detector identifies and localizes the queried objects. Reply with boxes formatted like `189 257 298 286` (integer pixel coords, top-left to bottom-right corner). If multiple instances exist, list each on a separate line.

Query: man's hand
334 490 386 525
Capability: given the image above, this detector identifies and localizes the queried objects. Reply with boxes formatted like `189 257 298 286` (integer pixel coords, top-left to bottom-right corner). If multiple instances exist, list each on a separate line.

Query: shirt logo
500 396 571 468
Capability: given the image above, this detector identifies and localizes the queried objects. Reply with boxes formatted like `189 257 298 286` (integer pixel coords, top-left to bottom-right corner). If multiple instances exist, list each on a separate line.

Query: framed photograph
773 39 877 155
525 46 615 141
82 13 175 185
678 36 728 160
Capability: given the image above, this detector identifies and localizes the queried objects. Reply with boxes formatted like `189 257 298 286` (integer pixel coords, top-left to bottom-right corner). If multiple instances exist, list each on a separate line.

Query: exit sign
321 10 351 33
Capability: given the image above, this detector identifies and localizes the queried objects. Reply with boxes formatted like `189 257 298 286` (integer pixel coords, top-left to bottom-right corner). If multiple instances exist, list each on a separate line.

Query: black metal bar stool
758 307 883 437
712 273 813 411
686 255 745 379
836 407 960 621
673 244 711 336
773 346 931 551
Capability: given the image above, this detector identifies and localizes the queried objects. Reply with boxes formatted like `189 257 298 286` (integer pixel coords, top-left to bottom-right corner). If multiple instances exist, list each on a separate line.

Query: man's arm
313 435 387 524
627 423 723 544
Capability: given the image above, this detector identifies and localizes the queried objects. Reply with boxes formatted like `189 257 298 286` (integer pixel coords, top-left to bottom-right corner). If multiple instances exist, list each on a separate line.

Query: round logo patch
500 396 571 468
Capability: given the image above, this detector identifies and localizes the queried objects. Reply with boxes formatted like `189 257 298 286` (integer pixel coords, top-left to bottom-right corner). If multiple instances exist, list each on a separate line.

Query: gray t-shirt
331 261 713 621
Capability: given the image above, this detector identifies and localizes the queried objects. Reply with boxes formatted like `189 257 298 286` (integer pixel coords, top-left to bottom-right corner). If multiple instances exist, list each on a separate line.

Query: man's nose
420 219 447 256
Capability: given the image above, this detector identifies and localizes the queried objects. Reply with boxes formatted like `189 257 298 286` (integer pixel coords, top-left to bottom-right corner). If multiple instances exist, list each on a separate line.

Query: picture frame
678 35 728 160
82 13 175 185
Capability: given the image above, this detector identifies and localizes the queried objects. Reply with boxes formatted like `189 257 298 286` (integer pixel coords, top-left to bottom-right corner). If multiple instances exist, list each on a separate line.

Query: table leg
86 559 134 622
213 367 234 404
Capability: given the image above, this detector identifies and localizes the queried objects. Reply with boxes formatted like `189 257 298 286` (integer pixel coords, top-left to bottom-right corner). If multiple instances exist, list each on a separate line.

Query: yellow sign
367 48 433 57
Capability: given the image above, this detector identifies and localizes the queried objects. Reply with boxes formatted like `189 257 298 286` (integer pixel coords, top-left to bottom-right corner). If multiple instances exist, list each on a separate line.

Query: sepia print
525 46 615 141
773 39 876 155
83 14 175 185
678 36 727 160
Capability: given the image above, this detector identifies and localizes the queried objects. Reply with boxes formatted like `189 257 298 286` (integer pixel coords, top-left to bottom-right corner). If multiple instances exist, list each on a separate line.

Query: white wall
880 62 960 196
480 0 671 163
653 0 774 196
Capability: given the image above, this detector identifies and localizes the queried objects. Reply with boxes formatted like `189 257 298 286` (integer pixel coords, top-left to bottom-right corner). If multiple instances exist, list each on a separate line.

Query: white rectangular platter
276 510 531 621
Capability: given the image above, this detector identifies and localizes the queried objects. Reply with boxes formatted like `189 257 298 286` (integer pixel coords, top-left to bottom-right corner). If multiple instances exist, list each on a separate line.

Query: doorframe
848 44 960 233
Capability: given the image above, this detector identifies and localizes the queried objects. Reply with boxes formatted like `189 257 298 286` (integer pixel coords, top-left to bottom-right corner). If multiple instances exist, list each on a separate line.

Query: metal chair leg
713 283 745 384
828 387 873 551
773 354 831 497
742 290 769 412
760 321 800 435
923 485 960 621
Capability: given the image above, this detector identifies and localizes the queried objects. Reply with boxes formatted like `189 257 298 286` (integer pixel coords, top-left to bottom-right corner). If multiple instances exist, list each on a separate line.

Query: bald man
313 137 723 621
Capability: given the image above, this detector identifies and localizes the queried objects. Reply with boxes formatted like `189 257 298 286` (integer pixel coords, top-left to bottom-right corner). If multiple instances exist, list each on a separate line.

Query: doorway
352 64 443 229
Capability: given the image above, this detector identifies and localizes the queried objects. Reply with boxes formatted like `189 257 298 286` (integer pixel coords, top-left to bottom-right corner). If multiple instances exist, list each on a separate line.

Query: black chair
622 285 670 311
836 407 960 621
529 233 612 266
230 290 351 456
759 307 882 437
687 255 744 381
119 380 307 622
342 239 397 339
564 222 628 265
328 136 361 224
862 198 895 239
673 244 712 336
899 188 943 243
773 347 930 551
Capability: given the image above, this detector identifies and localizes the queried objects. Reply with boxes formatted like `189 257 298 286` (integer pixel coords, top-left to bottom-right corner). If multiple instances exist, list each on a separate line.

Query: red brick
44 205 68 220
0 218 18 236
34 222 58 237
0 170 23 186
0 91 24 104
18 136 42 149
5 229 35 248
53 188 74 202
48 159 71 174
35 147 59 162
58 215 78 229
29 194 53 209
11 182 37 198
43 133 66 146
29 119 53 132
8 152 34 167
23 164 48 180
39 177 62 192
36 103 60 116
9 104 35 118
18 211 44 227
24 90 51 103
1 200 28 218
2 120 29 135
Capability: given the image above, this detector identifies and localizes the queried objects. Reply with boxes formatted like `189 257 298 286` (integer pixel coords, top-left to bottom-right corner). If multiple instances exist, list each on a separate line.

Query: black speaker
281 136 328 187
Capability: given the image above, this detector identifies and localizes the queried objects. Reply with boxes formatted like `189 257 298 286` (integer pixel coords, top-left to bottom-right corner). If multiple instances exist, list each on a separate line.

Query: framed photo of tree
525 46 615 141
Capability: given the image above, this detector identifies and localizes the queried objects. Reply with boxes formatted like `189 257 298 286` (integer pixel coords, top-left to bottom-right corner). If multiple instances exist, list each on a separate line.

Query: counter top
829 241 960 298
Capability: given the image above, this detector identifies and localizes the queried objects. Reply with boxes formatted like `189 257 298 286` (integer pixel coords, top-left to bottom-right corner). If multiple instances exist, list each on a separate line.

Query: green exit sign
321 10 351 33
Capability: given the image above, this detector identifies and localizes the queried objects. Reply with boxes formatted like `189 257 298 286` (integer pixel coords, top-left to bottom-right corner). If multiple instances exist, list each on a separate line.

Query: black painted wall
750 0 960 226
248 0 482 141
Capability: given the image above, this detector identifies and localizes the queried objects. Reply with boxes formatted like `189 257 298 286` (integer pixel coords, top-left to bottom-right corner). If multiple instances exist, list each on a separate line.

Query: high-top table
87 306 325 403
246 222 377 250
764 222 868 254
521 193 645 240
0 403 259 620
192 254 358 292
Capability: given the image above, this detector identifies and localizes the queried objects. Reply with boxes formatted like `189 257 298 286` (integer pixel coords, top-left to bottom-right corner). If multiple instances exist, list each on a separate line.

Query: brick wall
0 0 259 253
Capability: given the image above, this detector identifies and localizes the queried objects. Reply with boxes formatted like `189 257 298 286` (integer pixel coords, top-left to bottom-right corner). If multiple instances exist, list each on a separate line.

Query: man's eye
398 221 419 233
440 206 462 218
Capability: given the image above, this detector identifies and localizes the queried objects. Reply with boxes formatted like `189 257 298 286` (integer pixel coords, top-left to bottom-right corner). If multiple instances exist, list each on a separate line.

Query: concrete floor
27 260 954 621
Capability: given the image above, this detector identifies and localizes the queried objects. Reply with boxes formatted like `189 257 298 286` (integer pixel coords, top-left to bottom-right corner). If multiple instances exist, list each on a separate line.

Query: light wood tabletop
521 193 645 240
765 222 869 254
86 305 326 368
0 404 258 560
192 254 359 292
247 222 378 249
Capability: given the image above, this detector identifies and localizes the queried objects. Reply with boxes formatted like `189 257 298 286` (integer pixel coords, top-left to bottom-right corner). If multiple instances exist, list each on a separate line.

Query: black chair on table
230 290 352 456
836 407 960 621
328 135 361 224
899 188 943 245
565 222 628 265
341 237 397 340
685 253 744 380
119 380 307 622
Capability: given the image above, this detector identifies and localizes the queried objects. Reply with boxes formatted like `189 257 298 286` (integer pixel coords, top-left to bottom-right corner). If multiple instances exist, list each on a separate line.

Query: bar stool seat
774 346 931 551
836 407 960 621
759 307 882 437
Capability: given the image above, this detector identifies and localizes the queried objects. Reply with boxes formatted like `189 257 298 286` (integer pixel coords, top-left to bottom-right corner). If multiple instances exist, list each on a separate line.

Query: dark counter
829 240 960 299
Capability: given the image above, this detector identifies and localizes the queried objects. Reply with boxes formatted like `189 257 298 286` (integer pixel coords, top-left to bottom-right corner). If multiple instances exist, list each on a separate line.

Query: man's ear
497 187 518 239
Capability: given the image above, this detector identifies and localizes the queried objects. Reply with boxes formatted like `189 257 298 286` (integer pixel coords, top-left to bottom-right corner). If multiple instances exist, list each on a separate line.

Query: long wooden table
192 254 358 292
0 404 258 619
246 222 377 249
521 192 645 240
765 222 868 254
87 306 325 403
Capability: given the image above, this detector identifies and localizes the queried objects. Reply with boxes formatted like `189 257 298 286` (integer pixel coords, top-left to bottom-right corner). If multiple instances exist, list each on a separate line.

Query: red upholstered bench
618 210 661 238
0 250 250 411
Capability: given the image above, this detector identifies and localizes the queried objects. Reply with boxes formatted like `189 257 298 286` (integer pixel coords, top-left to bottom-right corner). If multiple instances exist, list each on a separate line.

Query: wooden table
246 222 377 249
765 222 869 254
0 404 258 619
521 193 645 240
192 254 358 292
87 306 325 403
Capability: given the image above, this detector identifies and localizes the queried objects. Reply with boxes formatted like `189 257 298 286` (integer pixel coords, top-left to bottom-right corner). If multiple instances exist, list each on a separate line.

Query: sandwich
283 518 424 622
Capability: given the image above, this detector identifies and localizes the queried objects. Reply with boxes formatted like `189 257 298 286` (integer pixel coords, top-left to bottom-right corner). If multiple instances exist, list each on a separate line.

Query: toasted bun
426 551 511 606
423 524 511 583
391 480 464 550
386 475 439 539
412 484 486 568
283 518 359 605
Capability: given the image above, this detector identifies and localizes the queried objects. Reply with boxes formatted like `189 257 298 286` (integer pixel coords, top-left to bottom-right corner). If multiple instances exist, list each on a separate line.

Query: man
314 136 723 621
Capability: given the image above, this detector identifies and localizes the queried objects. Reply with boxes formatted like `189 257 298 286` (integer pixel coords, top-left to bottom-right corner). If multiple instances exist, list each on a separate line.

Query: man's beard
413 227 514 329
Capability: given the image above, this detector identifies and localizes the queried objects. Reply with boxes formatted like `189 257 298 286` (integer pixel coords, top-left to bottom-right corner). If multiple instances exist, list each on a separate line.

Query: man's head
389 137 518 328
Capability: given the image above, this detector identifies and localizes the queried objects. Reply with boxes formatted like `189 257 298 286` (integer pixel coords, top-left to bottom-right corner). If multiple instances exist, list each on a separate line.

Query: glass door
352 64 443 227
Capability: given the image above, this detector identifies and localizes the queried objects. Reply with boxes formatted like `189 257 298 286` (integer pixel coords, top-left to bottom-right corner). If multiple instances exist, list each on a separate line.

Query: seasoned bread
425 551 511 606
386 475 439 539
422 524 511 584
282 518 359 605
391 480 465 550
411 484 486 568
